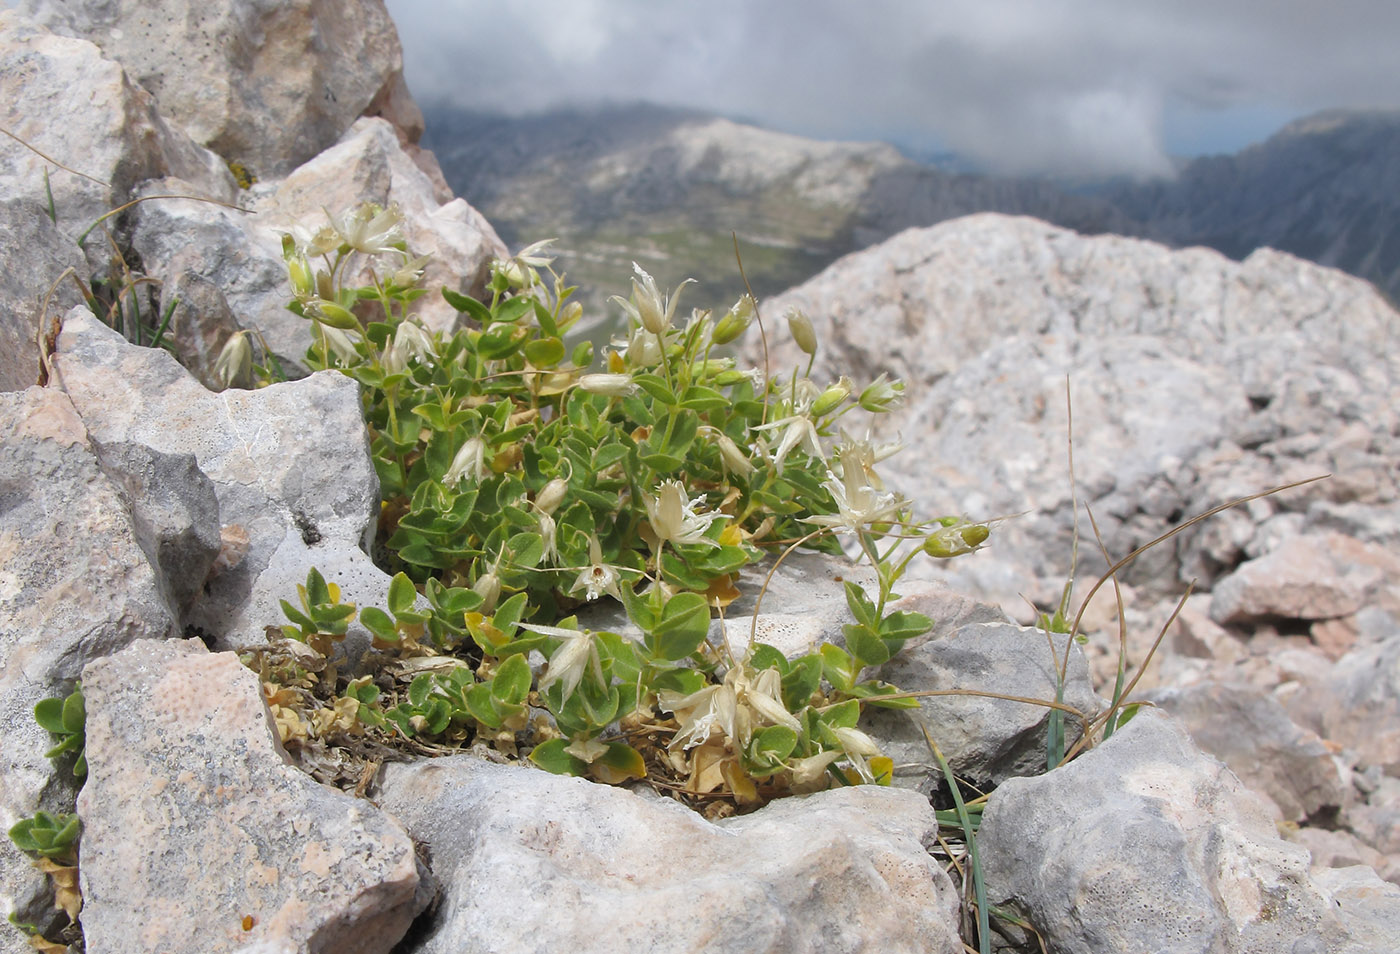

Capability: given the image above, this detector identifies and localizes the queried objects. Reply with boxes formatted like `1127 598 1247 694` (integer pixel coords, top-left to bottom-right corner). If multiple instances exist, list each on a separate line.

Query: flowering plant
239 205 989 809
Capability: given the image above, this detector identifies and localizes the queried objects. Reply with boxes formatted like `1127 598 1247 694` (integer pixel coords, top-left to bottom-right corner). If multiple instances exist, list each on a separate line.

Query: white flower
832 726 884 782
514 238 557 269
444 437 487 487
569 536 624 602
660 682 737 752
212 330 252 390
331 203 404 255
319 324 361 365
524 624 602 703
613 263 693 336
383 319 433 374
705 427 753 477
858 373 905 413
806 439 906 533
388 254 432 289
645 480 720 549
751 410 822 472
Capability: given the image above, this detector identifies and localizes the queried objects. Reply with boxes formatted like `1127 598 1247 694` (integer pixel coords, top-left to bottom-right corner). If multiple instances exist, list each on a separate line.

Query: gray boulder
1144 681 1349 823
979 708 1345 953
0 11 234 250
52 308 388 653
0 198 87 392
79 638 426 954
18 0 408 179
0 387 176 932
866 620 1099 790
376 754 964 954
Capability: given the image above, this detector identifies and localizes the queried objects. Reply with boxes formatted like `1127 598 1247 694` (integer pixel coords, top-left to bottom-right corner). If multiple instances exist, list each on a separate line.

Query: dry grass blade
0 125 109 186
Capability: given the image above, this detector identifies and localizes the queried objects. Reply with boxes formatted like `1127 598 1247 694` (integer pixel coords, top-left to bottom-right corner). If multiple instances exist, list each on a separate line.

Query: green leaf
843 580 878 628
529 738 587 776
820 643 856 693
591 742 647 783
749 643 789 675
304 567 331 606
843 622 891 667
651 591 711 661
33 697 65 734
407 672 434 708
443 287 492 324
679 385 729 413
279 599 315 632
878 610 932 646
490 653 532 706
464 683 502 728
524 337 565 368
780 655 823 710
751 724 798 763
850 681 920 709
822 699 861 730
632 373 676 405
504 531 545 569
359 607 398 643
387 572 419 619
494 297 534 324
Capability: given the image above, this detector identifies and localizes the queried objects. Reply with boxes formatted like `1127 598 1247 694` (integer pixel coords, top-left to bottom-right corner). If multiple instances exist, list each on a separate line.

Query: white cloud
386 0 1400 177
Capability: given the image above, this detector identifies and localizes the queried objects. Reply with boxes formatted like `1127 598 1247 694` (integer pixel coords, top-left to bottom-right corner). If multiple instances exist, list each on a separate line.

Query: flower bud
212 330 253 391
811 377 853 416
922 521 990 558
577 373 639 398
472 569 501 616
310 299 360 331
559 301 583 329
786 308 818 356
711 295 754 345
713 430 754 477
858 373 905 413
535 477 569 516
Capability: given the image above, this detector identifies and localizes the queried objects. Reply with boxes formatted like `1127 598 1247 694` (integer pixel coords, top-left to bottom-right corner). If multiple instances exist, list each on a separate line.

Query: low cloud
387 0 1400 177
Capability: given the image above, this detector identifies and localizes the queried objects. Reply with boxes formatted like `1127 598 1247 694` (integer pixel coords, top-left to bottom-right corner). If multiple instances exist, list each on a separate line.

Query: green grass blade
922 722 990 954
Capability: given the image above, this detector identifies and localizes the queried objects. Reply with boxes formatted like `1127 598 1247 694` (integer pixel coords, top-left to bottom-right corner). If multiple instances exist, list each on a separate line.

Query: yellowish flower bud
811 376 853 416
310 299 360 331
577 373 639 397
786 308 818 356
535 477 569 516
712 295 754 345
212 330 253 391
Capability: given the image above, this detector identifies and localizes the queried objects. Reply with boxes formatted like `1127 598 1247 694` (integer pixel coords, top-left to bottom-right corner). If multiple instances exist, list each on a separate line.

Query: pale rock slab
259 117 508 333
376 754 963 954
1287 632 1400 775
0 198 87 392
747 214 1400 618
78 638 425 954
865 620 1099 790
87 439 222 623
52 308 388 653
979 708 1345 954
18 0 406 179
1210 533 1385 625
0 11 234 247
0 387 176 930
130 121 508 374
1144 682 1348 823
1312 866 1400 954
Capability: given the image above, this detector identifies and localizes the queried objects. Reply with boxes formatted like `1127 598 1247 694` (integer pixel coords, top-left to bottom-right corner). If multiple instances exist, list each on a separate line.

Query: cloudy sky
386 0 1400 179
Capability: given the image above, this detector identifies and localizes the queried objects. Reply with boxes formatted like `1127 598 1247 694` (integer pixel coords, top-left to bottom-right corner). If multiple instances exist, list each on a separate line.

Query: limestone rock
0 198 87 392
865 620 1100 790
78 638 425 954
979 708 1343 953
0 11 234 247
376 754 963 954
52 308 388 653
129 122 508 375
1210 533 1386 625
257 117 508 333
1312 866 1400 954
1288 633 1400 775
745 214 1400 617
0 387 176 929
1144 682 1348 823
87 439 222 622
19 0 407 178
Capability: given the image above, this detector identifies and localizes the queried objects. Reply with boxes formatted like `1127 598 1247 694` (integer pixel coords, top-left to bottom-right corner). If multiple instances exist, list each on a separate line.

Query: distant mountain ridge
422 103 1400 322
1104 108 1400 303
421 103 1137 325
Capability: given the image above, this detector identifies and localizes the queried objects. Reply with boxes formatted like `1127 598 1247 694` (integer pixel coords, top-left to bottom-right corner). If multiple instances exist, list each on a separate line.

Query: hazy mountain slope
422 103 1137 326
1105 109 1400 303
